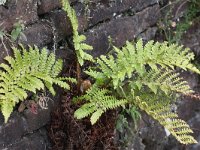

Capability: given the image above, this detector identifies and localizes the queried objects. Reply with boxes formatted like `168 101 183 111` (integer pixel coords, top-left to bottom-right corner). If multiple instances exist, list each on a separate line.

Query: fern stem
76 61 82 93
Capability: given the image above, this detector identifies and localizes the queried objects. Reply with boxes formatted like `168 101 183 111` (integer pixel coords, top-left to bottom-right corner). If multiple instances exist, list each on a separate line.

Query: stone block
23 108 51 132
88 0 158 26
38 0 62 15
181 19 200 57
5 131 50 150
0 112 28 147
85 5 160 57
0 0 38 31
46 9 72 40
18 21 53 47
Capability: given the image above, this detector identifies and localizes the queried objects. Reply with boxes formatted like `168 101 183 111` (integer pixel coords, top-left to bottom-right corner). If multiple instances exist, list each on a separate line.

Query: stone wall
0 0 160 149
0 0 199 150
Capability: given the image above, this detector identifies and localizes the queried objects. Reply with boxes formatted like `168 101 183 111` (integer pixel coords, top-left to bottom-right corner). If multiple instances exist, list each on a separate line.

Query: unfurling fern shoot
74 39 200 145
0 45 75 122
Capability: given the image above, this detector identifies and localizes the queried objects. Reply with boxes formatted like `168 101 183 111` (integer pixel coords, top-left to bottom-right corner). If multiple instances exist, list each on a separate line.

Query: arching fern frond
131 68 193 95
74 85 128 125
62 0 93 66
76 39 200 145
0 45 73 122
134 95 197 144
86 39 200 89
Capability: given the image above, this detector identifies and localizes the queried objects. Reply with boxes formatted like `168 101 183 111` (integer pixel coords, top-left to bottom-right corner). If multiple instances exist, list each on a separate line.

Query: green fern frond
131 68 193 95
134 95 197 144
62 0 93 66
86 39 200 89
76 38 199 145
74 85 128 124
0 46 72 122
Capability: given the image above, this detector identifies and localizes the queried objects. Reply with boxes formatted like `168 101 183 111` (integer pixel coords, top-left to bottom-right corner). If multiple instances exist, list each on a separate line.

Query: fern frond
134 95 197 144
74 85 128 124
0 46 73 122
74 38 200 145
62 0 93 66
131 68 193 95
86 39 200 89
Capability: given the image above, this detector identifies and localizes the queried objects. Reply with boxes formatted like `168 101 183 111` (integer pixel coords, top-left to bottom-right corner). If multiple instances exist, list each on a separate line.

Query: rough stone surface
46 9 72 40
138 115 167 150
38 0 62 15
138 27 158 42
85 5 160 57
0 38 13 64
0 92 59 149
23 109 51 132
0 0 38 31
181 19 200 57
18 21 53 47
88 0 158 26
43 0 159 39
4 129 51 150
0 112 27 147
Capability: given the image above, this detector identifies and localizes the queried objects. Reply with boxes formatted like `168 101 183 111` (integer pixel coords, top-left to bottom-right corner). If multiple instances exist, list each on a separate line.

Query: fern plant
74 39 200 144
0 45 75 122
62 0 93 66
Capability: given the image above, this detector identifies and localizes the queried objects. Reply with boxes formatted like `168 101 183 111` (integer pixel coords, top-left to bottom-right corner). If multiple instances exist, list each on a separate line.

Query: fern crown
75 39 200 144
